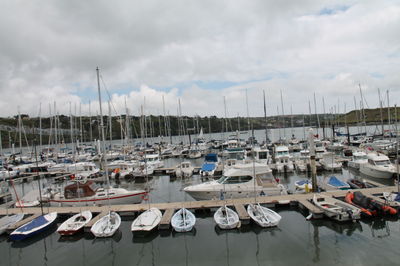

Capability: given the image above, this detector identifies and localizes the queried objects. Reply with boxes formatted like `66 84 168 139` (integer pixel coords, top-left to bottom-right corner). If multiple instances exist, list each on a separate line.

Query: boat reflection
310 219 363 236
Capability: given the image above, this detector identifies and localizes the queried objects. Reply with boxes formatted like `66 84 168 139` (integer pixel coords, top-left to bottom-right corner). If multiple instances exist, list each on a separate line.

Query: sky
0 0 399 118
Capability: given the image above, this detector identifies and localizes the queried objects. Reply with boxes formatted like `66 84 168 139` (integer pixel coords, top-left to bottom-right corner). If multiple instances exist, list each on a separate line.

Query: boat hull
10 212 57 241
360 165 395 179
48 192 147 207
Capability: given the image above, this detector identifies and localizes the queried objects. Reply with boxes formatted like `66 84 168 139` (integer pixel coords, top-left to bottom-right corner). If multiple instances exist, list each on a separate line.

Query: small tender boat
321 176 350 191
295 179 313 191
346 179 376 189
0 214 24 235
57 210 92 236
10 212 57 241
247 203 281 227
214 205 240 230
90 211 121 237
312 194 361 222
345 191 397 216
131 208 162 232
171 208 196 232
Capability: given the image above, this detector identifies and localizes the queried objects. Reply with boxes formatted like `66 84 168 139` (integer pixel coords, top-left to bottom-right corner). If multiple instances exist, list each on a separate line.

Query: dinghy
295 179 313 192
131 208 162 232
57 210 92 236
0 214 24 235
321 176 350 191
171 208 196 232
247 203 281 227
10 212 57 241
90 211 121 237
312 194 361 222
214 205 240 229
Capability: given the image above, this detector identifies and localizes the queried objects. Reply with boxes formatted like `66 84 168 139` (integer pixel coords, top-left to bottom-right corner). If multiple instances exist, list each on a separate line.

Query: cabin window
375 160 390 166
259 152 268 159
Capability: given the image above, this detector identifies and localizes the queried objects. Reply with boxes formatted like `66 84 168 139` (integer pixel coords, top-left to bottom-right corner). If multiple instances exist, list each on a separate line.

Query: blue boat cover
201 163 216 172
16 215 48 232
205 153 218 162
296 180 310 186
328 176 348 187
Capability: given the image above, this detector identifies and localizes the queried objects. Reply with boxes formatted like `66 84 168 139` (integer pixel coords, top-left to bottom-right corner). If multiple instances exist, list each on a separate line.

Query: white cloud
0 0 399 117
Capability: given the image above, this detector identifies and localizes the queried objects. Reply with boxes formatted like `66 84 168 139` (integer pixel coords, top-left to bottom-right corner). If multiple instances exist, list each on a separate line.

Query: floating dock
1 186 398 224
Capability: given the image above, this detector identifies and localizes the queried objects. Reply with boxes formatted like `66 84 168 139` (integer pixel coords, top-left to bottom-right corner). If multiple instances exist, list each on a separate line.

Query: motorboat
359 153 396 179
57 210 92 236
320 152 342 171
320 176 350 191
131 163 154 178
131 208 162 232
10 212 58 241
214 205 240 230
348 151 368 169
175 161 194 178
144 154 164 169
345 191 397 216
43 180 147 206
184 163 287 201
312 194 361 222
199 153 220 177
90 211 121 237
347 179 376 189
109 161 136 179
274 145 294 173
171 208 196 232
253 147 270 165
247 203 281 227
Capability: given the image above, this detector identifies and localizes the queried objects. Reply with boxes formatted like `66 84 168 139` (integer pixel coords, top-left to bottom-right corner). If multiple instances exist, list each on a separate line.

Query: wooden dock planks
234 204 250 224
159 208 175 230
83 211 108 232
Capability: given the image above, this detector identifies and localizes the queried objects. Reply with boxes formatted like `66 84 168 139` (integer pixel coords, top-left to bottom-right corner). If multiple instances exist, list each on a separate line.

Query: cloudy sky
0 0 399 118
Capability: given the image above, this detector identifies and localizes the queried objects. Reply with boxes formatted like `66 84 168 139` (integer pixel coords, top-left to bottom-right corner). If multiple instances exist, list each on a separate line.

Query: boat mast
96 67 111 200
314 93 321 135
246 89 250 132
263 90 268 144
378 88 384 135
359 84 367 136
280 90 286 140
39 103 42 148
322 97 326 139
395 104 399 193
387 90 391 136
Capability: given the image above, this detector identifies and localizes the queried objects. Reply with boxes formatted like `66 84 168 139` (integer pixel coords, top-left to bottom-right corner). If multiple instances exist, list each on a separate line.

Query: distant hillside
0 107 398 148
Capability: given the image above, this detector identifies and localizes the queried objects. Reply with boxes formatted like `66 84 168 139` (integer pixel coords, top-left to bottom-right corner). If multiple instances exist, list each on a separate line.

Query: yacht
320 152 342 171
348 151 368 170
359 153 397 179
274 145 294 173
43 180 147 206
184 163 286 201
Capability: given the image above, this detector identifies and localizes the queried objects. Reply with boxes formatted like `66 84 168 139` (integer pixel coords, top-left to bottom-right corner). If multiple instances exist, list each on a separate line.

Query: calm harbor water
1 158 400 266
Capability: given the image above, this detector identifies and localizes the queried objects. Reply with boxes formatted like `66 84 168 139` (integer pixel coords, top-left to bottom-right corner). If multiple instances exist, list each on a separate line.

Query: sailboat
171 208 196 232
91 211 121 237
214 205 240 229
247 203 281 227
57 210 92 236
89 67 121 238
131 207 162 232
10 212 58 241
0 213 24 235
131 105 162 234
246 131 282 228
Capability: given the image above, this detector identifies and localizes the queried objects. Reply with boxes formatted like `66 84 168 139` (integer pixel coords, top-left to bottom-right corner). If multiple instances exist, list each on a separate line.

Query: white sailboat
247 203 281 227
131 207 162 232
171 208 196 232
214 205 240 230
0 213 24 235
58 210 92 236
91 211 121 237
90 67 121 237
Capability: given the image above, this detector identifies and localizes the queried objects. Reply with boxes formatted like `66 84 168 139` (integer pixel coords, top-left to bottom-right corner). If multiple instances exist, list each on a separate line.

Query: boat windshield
258 152 268 159
217 175 252 184
277 151 289 156
354 155 367 160
375 160 390 166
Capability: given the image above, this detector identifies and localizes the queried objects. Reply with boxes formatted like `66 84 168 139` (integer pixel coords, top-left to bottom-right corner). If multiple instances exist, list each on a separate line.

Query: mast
263 90 268 143
80 102 83 142
359 84 367 135
280 90 286 139
89 100 93 146
245 89 250 131
108 101 112 148
96 67 110 193
313 93 320 132
378 88 384 135
18 107 22 158
69 103 74 156
39 103 42 148
322 97 326 139
387 90 391 135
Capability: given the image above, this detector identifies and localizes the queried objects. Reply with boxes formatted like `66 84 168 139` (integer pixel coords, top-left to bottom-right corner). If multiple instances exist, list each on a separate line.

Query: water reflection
132 230 159 243
361 218 393 238
310 219 363 236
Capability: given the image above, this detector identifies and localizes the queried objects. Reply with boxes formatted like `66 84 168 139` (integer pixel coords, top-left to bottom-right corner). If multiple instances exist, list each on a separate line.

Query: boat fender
306 213 313 220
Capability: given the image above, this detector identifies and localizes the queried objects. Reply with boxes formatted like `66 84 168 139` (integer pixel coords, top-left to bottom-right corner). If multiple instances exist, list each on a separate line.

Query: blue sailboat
10 212 58 241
